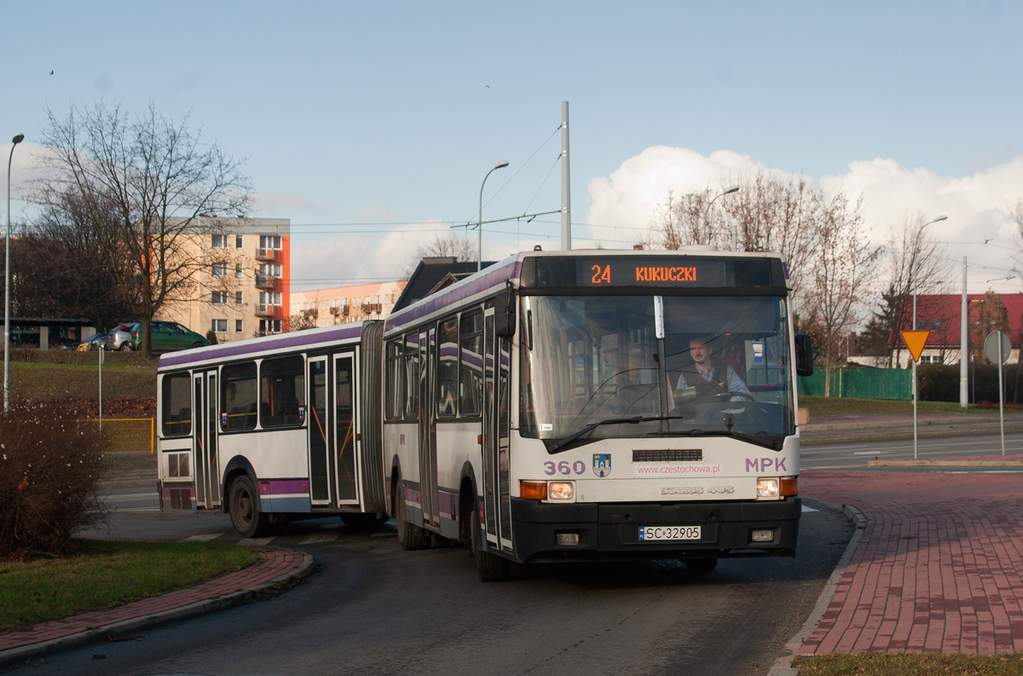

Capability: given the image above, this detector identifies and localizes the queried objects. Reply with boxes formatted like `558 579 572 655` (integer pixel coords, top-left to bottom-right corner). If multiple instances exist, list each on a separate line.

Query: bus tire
340 513 389 532
466 491 511 582
229 475 271 538
394 472 429 550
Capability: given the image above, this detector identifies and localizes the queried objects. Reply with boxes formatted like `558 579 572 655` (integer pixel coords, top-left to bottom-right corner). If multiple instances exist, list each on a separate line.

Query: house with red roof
888 292 1022 368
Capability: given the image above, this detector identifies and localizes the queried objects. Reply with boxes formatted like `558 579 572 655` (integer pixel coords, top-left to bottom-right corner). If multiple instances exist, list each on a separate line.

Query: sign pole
984 330 1010 456
902 330 930 460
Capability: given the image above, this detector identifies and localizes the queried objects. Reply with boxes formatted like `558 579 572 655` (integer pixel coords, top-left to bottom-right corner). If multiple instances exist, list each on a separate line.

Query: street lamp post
910 214 947 458
478 160 509 272
5 133 24 416
702 186 739 247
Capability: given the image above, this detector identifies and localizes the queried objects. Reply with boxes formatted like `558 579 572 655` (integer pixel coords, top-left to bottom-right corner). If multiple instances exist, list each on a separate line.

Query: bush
0 402 108 560
918 364 959 402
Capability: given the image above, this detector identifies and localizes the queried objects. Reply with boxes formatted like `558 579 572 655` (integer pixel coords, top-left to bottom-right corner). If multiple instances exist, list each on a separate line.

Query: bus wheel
229 475 271 538
394 472 429 550
340 513 389 532
467 492 511 582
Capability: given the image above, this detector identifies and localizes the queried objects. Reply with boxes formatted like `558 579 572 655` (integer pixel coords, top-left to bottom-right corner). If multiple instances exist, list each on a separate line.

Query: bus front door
482 311 513 552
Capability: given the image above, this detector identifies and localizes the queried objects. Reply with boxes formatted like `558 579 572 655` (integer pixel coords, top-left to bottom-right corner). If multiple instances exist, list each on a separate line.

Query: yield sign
901 330 930 363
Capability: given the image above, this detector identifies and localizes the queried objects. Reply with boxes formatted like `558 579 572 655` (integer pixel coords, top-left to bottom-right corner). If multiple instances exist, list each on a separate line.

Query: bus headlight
549 481 575 501
757 478 779 499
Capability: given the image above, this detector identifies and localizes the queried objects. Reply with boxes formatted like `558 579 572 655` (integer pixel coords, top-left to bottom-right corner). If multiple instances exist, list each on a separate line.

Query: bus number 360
544 461 586 476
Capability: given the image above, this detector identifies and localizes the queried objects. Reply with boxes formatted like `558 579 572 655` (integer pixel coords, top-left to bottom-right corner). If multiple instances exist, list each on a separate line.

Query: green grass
801 395 1018 418
794 653 1023 675
9 353 157 403
0 539 258 631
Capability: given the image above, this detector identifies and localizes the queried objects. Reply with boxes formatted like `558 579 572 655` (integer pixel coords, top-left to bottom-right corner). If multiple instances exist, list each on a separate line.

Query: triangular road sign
901 330 930 363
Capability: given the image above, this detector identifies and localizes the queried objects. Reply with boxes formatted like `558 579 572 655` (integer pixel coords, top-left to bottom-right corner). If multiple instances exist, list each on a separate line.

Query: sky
3 1 1023 305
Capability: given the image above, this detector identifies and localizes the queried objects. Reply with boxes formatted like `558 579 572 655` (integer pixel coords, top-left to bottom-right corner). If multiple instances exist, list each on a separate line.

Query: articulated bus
157 248 811 581
383 248 812 580
156 322 388 537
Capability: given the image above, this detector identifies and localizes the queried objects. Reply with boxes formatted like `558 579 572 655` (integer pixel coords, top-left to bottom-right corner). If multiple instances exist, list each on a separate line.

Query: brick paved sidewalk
0 547 310 660
798 468 1023 655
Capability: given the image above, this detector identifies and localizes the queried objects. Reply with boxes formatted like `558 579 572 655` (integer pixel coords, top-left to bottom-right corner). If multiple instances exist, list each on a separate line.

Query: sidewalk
768 453 1023 674
0 547 313 666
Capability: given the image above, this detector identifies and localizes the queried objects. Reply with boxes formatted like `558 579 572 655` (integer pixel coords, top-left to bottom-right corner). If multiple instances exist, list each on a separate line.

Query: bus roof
384 248 787 336
158 321 374 372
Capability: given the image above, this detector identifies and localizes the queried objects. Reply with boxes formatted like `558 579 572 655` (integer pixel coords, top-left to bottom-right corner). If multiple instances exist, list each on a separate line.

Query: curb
768 500 866 676
0 551 314 668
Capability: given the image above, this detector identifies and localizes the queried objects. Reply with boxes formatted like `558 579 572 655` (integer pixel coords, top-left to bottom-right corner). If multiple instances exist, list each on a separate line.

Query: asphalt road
13 492 852 676
801 430 1023 470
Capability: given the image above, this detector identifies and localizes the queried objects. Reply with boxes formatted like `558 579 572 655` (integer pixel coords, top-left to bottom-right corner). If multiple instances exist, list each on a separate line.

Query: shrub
918 364 959 402
0 402 108 560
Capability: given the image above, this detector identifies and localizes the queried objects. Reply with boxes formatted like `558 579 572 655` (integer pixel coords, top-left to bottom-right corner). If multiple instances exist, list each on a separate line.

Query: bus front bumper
509 497 801 564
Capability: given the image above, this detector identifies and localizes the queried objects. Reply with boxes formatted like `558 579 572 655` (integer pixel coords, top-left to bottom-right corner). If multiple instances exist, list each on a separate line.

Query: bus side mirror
795 334 813 377
494 287 516 338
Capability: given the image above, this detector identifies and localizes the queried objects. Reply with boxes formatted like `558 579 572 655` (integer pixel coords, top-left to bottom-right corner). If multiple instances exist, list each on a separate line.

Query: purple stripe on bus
257 479 310 496
160 322 366 369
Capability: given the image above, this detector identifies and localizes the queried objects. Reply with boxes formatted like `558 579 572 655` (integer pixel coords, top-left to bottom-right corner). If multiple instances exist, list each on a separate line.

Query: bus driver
675 336 750 402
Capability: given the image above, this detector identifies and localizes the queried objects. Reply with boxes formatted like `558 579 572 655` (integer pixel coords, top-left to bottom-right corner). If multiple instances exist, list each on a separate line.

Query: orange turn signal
780 477 798 497
520 481 547 500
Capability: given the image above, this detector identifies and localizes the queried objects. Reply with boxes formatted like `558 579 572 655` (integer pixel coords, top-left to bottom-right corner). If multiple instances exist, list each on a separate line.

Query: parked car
131 321 209 352
74 333 110 351
107 323 139 351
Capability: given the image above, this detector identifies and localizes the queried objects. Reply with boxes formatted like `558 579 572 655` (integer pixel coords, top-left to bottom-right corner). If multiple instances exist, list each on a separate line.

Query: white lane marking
182 533 224 542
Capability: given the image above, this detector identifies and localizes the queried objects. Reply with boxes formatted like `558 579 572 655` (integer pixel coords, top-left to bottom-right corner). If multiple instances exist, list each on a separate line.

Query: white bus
384 249 813 580
156 322 388 537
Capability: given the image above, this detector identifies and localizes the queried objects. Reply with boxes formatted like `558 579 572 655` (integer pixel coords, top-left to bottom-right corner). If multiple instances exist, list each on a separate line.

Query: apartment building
156 218 291 342
290 280 407 328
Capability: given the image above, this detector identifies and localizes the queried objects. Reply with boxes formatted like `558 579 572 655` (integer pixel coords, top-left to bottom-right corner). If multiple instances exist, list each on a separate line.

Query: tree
35 102 251 357
879 213 952 366
799 192 880 395
401 233 476 278
971 290 1010 364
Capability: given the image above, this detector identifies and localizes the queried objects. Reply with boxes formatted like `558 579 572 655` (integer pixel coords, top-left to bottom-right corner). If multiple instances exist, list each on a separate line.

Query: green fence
797 367 911 400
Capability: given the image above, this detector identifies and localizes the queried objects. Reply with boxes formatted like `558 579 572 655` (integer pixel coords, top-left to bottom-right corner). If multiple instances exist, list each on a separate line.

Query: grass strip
0 539 258 631
794 653 1023 675
800 395 1019 418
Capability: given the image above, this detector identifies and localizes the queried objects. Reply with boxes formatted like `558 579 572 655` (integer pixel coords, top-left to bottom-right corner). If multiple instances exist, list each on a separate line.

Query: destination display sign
526 256 781 290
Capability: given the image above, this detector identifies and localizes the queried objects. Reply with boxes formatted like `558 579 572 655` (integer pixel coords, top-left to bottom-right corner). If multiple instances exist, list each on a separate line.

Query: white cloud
289 219 456 291
586 146 1023 294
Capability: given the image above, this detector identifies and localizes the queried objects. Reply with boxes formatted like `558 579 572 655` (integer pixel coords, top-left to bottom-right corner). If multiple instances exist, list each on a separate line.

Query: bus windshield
521 295 794 451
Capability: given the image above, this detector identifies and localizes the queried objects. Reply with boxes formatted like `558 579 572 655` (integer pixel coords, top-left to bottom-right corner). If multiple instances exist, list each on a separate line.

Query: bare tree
34 102 251 357
647 189 714 249
401 233 476 278
881 213 952 366
799 192 880 395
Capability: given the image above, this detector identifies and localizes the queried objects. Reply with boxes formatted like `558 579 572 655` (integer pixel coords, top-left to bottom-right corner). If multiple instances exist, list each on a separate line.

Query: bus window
161 372 192 437
385 339 403 420
403 334 420 419
437 317 458 417
260 355 306 427
460 311 483 417
221 362 257 431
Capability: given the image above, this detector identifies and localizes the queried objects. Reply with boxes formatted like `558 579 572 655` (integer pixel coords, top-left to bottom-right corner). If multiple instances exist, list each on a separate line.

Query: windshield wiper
545 415 680 454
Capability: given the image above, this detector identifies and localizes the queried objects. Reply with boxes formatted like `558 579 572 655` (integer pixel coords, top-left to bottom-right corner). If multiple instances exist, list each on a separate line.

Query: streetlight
911 215 948 333
909 214 946 459
702 185 739 247
5 133 24 416
478 160 509 272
